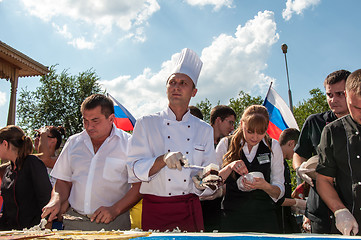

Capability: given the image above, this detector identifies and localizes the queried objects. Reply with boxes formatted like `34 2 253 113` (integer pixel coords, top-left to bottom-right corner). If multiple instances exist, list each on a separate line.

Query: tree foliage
293 88 329 128
229 91 263 126
17 65 104 136
195 98 212 124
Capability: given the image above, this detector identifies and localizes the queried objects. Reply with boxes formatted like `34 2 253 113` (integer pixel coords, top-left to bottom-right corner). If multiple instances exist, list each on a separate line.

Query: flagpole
281 44 293 113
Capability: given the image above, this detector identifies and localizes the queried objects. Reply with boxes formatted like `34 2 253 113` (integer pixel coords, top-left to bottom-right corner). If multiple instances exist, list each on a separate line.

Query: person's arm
316 174 345 212
219 160 248 181
148 155 166 176
292 153 307 170
42 179 72 222
244 177 281 199
91 182 142 224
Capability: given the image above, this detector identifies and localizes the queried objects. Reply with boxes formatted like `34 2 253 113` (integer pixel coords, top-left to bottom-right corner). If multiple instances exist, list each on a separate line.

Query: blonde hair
0 125 33 169
223 105 272 168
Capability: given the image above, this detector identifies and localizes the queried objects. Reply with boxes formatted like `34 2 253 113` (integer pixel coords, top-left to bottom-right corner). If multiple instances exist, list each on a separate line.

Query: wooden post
7 68 19 126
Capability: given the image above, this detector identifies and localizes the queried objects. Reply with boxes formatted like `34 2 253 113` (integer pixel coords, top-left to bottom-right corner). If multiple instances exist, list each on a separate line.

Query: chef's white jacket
127 107 217 197
51 124 131 215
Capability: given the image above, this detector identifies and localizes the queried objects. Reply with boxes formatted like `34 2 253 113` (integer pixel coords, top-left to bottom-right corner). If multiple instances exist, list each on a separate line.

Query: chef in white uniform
127 48 217 232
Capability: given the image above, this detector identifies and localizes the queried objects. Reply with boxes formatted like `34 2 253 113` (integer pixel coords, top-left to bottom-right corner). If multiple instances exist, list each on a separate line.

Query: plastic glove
163 152 183 170
192 171 206 190
291 198 307 215
296 161 314 187
294 198 307 210
200 185 224 201
236 175 252 192
334 208 359 235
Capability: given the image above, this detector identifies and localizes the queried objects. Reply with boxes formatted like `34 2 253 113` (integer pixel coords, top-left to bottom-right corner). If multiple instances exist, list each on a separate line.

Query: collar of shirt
242 139 267 163
163 106 191 122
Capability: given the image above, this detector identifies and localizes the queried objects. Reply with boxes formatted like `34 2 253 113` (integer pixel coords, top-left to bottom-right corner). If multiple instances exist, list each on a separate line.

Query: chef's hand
91 206 117 224
200 185 224 200
296 161 314 187
42 192 61 222
335 208 359 235
192 170 206 190
163 152 183 170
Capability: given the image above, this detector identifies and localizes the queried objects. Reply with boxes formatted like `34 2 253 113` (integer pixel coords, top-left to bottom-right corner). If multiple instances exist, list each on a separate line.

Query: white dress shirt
127 107 217 197
51 124 131 215
216 137 285 201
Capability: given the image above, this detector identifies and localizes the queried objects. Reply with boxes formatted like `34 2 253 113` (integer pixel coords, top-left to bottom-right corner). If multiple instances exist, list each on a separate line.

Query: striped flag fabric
107 93 136 131
263 84 299 140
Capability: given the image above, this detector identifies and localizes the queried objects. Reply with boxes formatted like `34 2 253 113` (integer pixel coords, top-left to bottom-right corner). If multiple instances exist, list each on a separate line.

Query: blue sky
0 0 360 128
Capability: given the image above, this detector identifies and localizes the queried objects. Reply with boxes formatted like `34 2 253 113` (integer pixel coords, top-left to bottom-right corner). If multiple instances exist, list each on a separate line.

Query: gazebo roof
0 40 49 79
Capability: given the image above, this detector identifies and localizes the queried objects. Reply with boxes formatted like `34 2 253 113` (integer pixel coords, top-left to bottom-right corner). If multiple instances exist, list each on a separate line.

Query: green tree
293 88 329 128
195 98 213 124
229 91 263 126
17 65 104 136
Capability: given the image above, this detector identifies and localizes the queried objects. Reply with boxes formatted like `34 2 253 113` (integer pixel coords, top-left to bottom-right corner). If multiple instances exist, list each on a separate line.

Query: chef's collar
166 106 191 122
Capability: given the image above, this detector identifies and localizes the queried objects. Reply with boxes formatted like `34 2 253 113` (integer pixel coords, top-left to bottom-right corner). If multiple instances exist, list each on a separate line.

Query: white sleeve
215 137 229 167
270 139 285 202
50 138 72 182
127 119 158 183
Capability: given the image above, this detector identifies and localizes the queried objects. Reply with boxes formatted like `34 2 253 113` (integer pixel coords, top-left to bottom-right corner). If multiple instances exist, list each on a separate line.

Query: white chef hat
171 48 203 87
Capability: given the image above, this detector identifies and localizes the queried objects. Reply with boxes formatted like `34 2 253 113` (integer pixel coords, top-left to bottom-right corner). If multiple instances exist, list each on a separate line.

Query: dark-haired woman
0 125 52 230
34 126 66 186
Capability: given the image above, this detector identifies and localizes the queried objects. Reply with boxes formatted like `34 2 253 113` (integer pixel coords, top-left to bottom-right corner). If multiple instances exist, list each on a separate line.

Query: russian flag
107 93 136 131
263 84 299 140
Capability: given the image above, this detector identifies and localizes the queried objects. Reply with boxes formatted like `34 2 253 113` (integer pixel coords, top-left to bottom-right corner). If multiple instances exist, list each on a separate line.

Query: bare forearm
112 182 142 216
52 179 72 204
317 174 345 213
263 183 281 199
148 155 166 177
219 164 232 181
292 153 306 170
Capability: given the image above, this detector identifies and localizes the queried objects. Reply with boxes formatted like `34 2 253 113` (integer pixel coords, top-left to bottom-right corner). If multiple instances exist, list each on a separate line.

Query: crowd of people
0 48 360 236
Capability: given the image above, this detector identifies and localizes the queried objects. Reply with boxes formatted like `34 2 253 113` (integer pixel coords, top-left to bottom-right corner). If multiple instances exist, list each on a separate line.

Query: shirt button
182 192 185 195
186 152 189 154
168 149 170 152
168 179 171 181
187 138 190 141
168 136 170 139
184 179 186 182
169 193 171 196
356 131 359 135
167 123 170 126
188 125 190 128
357 155 360 159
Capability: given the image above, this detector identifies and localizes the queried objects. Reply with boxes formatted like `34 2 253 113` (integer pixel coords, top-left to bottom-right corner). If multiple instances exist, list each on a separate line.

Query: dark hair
80 94 114 118
49 126 66 150
189 106 203 120
0 125 33 169
279 128 300 146
324 69 351 87
346 69 361 96
210 105 237 125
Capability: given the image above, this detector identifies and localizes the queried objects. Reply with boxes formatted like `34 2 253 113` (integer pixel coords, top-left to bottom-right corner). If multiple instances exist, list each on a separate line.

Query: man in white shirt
127 48 218 232
42 94 141 230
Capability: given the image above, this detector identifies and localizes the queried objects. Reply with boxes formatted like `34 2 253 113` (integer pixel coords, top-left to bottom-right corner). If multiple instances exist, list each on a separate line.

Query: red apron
142 194 204 232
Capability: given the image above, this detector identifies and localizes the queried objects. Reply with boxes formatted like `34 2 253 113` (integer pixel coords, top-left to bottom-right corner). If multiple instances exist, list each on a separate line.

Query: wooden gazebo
0 41 49 125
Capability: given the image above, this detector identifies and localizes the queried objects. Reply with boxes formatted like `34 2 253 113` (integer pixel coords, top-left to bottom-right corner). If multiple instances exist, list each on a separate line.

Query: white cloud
68 37 95 50
282 0 321 21
101 10 278 119
0 92 6 106
185 0 233 11
20 0 160 48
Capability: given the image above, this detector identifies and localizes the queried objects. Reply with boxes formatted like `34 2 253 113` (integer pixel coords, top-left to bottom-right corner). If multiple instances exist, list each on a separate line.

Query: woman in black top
218 105 284 233
0 125 52 230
